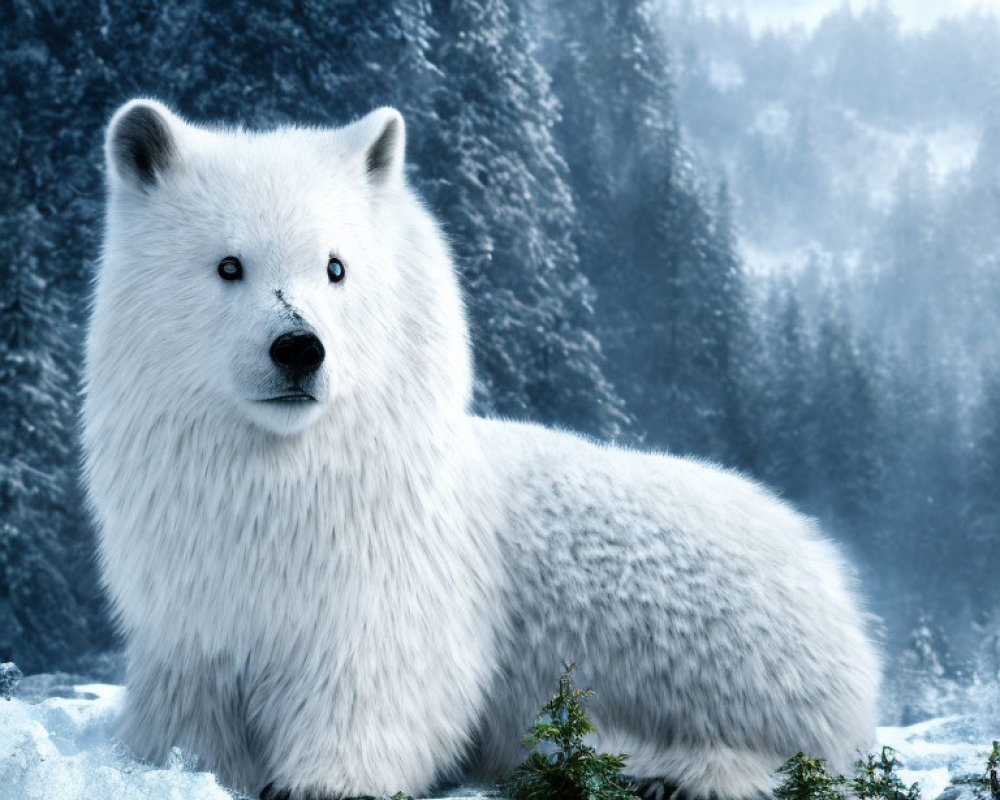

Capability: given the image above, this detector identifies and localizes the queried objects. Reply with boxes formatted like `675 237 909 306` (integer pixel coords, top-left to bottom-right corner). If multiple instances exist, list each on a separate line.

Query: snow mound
0 681 236 800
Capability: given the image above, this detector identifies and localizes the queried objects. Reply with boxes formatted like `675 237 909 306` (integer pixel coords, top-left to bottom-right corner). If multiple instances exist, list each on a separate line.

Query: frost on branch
0 662 22 701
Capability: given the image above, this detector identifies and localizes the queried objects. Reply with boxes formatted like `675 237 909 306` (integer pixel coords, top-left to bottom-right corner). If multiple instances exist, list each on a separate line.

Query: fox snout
269 330 325 380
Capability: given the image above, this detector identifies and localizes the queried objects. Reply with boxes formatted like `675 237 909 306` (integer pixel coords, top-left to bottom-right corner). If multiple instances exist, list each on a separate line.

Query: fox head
90 100 471 437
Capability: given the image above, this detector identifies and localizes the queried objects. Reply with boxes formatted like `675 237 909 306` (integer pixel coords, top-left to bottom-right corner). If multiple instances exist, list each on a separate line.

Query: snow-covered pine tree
1 0 639 668
1 1 119 673
811 303 882 528
541 0 750 459
418 0 627 437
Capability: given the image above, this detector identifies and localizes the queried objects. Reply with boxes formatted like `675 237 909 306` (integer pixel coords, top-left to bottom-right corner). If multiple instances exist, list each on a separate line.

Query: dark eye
327 256 345 283
218 256 243 281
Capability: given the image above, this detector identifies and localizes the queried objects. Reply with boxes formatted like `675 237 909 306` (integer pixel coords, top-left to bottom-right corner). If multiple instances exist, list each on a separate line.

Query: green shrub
774 753 846 800
775 744 924 800
499 663 637 800
852 747 920 800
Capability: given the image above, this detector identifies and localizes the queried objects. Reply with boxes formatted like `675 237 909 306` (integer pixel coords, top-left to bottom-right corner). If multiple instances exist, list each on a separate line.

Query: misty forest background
2 0 1000 725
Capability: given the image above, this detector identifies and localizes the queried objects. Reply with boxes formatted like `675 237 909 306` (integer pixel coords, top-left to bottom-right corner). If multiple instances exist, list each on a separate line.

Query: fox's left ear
344 107 406 187
105 99 185 191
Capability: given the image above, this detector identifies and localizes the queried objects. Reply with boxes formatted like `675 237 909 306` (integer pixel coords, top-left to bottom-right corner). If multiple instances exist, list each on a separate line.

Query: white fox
83 99 879 799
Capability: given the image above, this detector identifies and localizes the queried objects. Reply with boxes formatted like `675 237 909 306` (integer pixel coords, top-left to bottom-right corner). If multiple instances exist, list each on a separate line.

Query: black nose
269 331 325 375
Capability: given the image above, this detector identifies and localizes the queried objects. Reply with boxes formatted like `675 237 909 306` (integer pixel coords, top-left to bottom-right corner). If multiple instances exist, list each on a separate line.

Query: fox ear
345 107 406 187
106 99 182 190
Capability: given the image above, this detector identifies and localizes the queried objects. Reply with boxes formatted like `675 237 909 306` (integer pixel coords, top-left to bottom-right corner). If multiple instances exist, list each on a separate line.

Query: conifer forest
3 0 1000 725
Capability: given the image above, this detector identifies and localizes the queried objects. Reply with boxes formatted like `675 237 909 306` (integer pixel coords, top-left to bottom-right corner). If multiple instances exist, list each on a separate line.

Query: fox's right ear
105 99 183 191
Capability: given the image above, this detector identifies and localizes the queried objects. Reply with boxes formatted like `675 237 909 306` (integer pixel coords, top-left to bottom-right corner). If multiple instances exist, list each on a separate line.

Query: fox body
83 100 879 798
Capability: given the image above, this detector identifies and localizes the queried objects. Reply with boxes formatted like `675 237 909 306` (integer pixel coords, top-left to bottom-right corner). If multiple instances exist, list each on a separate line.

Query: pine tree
811 302 881 526
420 0 627 436
1 1 121 672
756 287 816 502
0 0 639 668
966 368 1000 553
544 0 749 457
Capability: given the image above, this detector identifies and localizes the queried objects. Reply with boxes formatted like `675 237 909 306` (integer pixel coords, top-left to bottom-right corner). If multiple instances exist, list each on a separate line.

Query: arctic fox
83 99 879 799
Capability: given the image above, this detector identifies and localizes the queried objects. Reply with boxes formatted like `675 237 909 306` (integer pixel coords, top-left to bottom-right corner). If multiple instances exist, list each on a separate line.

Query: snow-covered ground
1 674 996 800
0 677 234 800
0 674 495 800
878 716 994 800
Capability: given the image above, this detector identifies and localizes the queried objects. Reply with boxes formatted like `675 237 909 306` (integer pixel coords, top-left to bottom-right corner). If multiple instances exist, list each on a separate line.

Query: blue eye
327 256 345 283
218 256 242 281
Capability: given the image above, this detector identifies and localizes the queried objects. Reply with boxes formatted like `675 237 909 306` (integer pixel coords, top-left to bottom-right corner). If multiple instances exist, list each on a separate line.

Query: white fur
83 100 880 799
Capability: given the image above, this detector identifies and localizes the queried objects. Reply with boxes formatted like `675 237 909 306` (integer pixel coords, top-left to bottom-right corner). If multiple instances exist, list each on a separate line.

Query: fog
661 0 1000 720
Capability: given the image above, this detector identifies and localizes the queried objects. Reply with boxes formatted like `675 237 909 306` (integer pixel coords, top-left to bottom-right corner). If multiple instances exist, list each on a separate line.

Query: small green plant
951 741 1000 800
499 663 637 800
852 746 920 800
992 742 1000 800
774 753 846 800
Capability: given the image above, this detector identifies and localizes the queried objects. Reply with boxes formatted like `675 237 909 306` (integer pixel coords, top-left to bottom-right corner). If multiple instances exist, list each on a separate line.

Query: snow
1 675 996 800
877 717 999 800
0 681 236 800
0 676 498 800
